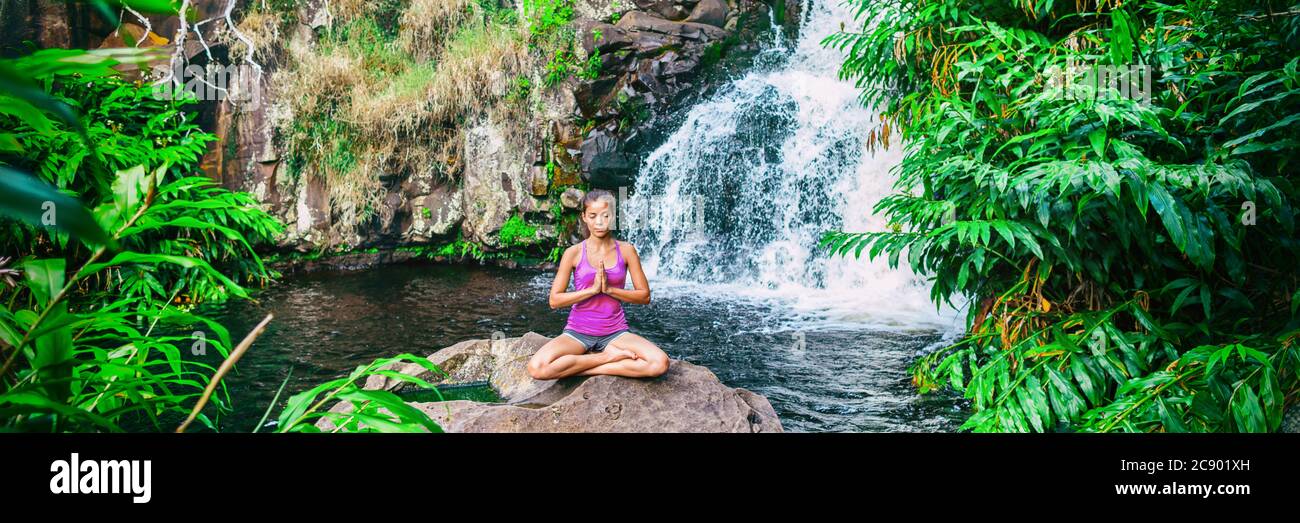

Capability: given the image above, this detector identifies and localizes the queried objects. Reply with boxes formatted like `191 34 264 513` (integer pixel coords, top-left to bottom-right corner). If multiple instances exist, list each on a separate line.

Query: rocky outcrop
561 0 789 192
265 1 785 255
37 0 789 256
317 332 784 433
460 122 553 248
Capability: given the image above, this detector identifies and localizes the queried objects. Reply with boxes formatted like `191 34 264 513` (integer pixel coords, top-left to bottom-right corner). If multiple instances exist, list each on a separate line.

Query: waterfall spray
621 0 964 332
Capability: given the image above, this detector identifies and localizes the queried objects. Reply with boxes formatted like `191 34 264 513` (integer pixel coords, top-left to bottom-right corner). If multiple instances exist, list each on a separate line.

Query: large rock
560 187 586 209
616 10 728 41
402 184 463 242
686 0 728 28
460 120 544 248
630 0 699 21
585 151 639 189
317 332 783 433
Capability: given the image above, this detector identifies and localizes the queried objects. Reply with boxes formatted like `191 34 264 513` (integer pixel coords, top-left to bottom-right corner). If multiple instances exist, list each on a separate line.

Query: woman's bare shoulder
552 244 582 277
617 240 640 259
561 242 582 262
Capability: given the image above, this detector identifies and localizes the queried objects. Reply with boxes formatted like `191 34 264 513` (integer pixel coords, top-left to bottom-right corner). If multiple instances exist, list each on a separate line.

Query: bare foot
603 346 639 362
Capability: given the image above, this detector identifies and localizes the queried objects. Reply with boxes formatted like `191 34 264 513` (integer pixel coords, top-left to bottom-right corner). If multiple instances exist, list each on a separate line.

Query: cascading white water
621 0 963 332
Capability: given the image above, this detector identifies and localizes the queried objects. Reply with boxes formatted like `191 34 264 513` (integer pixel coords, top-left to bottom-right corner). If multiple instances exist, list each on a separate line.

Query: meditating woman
526 189 670 380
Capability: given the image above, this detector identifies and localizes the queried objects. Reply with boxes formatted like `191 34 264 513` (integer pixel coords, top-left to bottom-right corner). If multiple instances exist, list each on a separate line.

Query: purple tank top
564 239 629 336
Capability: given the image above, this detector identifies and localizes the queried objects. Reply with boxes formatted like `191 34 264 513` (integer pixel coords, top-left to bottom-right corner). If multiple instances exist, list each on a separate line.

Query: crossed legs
527 332 670 380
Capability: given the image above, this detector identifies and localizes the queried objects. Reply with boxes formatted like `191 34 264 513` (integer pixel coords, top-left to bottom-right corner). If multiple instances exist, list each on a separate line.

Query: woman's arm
549 246 599 309
604 242 651 305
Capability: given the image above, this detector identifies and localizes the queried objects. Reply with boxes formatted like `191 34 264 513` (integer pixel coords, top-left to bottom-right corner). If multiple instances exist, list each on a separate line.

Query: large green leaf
22 259 75 402
0 166 116 248
21 258 66 308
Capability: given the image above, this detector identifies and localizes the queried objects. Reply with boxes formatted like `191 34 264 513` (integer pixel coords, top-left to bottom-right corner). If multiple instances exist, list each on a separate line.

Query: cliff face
201 0 797 256
9 0 797 258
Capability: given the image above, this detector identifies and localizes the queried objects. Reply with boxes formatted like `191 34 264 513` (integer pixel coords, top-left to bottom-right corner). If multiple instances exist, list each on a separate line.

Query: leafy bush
824 0 1300 432
0 45 284 431
499 214 539 247
274 354 449 433
1 3 450 434
523 0 575 36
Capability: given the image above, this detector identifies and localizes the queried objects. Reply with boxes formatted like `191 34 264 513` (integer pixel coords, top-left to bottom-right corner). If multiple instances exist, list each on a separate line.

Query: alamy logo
615 186 706 236
49 453 152 503
151 63 263 108
1045 59 1153 106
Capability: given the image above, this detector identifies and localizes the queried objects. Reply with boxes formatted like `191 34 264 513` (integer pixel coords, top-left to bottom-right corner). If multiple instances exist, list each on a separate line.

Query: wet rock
585 151 639 189
460 121 541 248
569 7 751 184
317 332 783 433
403 184 463 242
686 0 728 28
633 57 668 93
580 21 634 54
560 188 586 209
579 128 619 172
631 0 697 21
616 10 728 41
288 173 331 247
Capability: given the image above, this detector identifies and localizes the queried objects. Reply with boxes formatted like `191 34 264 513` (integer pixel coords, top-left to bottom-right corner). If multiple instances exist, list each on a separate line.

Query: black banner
5 433 1292 512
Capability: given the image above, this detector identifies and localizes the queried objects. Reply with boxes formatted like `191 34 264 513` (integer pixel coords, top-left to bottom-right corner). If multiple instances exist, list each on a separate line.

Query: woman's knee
644 354 670 377
526 353 551 379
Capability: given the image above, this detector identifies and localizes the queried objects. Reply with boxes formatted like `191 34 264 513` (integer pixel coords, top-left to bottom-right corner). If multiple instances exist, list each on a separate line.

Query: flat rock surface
317 332 783 433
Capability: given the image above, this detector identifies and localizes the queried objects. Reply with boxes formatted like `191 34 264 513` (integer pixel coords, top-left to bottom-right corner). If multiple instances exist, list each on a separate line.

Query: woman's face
583 199 614 238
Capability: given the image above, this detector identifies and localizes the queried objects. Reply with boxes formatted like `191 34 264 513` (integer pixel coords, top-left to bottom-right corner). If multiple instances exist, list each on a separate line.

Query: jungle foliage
0 2 448 433
823 0 1300 432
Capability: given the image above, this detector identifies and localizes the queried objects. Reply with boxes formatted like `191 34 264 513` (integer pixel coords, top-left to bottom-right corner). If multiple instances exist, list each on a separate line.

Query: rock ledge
318 332 783 433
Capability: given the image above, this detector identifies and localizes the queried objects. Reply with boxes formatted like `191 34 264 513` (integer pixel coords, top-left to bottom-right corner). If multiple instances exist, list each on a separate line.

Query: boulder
616 10 728 41
580 21 634 54
686 0 728 28
585 151 640 189
460 120 543 248
317 332 783 433
579 127 619 172
402 184 463 242
561 188 586 209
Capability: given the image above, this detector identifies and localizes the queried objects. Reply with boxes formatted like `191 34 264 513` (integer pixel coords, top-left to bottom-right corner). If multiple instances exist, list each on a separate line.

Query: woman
526 189 670 380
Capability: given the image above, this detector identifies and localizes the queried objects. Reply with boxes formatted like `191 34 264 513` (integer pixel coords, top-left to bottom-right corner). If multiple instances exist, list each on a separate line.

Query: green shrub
499 215 538 247
824 0 1300 432
0 48 284 432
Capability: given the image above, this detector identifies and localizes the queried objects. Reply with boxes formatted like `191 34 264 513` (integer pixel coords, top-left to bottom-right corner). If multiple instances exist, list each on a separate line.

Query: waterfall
620 0 963 332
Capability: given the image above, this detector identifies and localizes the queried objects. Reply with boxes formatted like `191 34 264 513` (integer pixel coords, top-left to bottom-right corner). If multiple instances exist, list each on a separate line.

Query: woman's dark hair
581 188 617 213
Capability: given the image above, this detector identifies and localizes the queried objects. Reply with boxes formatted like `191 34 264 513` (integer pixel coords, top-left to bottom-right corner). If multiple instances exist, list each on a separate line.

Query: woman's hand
595 260 608 294
549 244 608 308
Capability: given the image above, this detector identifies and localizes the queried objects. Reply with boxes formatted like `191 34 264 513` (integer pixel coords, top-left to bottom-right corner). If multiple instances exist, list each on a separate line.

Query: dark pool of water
397 382 501 403
205 262 969 432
